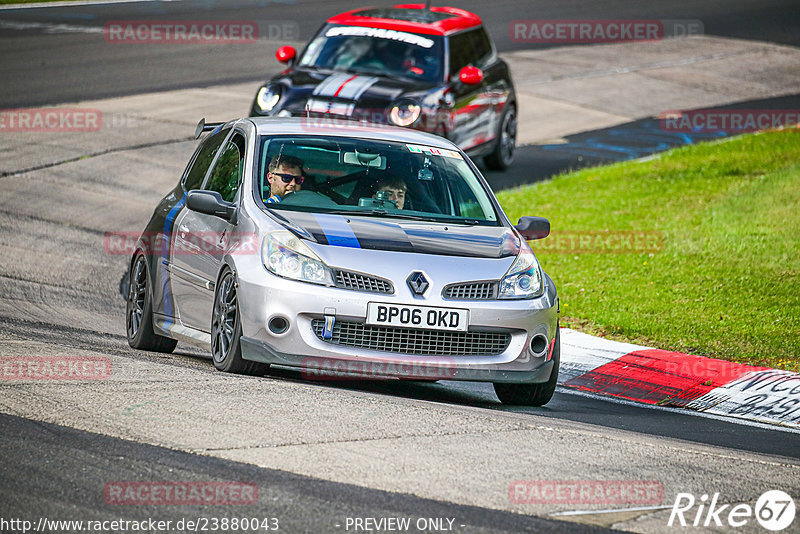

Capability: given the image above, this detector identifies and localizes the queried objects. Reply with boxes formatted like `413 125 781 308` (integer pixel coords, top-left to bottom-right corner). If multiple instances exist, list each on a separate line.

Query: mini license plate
366 303 469 332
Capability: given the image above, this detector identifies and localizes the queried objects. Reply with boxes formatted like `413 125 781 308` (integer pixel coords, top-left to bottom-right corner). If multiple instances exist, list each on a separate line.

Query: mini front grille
334 270 394 294
311 320 511 356
442 281 497 300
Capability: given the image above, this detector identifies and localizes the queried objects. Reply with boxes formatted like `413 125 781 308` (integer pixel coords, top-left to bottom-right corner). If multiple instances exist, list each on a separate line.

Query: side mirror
515 217 550 240
459 66 484 85
275 45 296 64
186 190 237 223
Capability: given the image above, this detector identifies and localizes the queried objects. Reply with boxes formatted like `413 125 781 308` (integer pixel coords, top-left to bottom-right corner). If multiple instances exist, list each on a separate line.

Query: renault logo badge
407 272 429 295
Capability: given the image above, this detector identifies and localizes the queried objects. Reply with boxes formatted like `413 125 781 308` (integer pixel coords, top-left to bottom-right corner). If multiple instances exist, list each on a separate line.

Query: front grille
312 319 511 356
442 281 497 300
334 270 394 294
305 98 355 117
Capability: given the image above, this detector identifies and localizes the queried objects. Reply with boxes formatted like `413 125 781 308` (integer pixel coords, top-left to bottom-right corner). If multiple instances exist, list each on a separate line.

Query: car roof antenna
424 0 432 9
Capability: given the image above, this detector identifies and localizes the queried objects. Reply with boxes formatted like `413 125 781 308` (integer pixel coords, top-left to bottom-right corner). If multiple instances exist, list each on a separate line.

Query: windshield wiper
347 67 380 76
323 209 433 222
370 210 433 221
301 65 334 74
348 68 416 83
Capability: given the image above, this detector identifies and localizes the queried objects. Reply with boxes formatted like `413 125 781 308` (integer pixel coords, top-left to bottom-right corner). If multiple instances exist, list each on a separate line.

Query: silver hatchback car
126 117 560 405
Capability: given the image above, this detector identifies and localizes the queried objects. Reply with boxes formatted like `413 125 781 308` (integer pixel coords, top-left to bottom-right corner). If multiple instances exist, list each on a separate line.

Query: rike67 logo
668 490 795 531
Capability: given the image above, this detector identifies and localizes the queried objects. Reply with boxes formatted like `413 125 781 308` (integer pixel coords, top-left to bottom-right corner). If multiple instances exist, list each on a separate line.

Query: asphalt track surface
1 412 610 533
1 0 799 107
2 1 800 532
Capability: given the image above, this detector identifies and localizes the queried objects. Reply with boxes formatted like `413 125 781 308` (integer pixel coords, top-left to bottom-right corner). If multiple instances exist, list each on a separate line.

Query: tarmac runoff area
1 35 800 531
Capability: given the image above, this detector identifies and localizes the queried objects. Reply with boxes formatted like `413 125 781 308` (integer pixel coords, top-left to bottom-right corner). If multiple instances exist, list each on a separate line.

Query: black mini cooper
249 4 517 170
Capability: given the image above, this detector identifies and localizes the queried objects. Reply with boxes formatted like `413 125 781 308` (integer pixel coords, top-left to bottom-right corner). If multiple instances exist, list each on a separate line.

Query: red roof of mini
327 4 482 36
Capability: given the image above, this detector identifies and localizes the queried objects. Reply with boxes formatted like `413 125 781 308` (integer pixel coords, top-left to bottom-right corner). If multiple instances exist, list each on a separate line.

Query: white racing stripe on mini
312 73 353 97
312 73 379 100
337 76 379 100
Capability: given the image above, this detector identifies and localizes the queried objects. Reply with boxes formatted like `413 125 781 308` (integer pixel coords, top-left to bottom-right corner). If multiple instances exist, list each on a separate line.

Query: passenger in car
372 176 407 209
265 155 305 203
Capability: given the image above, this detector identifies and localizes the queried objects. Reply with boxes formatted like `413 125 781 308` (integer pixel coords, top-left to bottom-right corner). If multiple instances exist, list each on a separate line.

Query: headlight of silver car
388 100 421 127
263 231 334 286
498 250 544 299
256 86 281 112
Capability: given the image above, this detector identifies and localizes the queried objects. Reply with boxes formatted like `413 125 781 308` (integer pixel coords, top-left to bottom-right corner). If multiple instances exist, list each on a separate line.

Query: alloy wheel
212 273 237 364
127 256 147 339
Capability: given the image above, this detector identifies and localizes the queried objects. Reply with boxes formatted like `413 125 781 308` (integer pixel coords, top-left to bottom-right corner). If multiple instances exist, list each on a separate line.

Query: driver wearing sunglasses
265 155 305 203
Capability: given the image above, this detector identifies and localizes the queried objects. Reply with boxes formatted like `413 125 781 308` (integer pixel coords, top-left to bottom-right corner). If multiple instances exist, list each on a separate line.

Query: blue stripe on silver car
313 213 361 248
161 194 186 328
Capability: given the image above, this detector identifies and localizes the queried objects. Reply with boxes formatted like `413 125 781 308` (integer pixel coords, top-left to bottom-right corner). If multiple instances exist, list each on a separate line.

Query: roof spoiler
194 118 224 139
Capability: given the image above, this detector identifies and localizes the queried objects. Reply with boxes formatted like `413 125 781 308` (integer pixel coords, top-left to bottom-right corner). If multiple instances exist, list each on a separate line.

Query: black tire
126 253 178 353
484 103 517 171
211 269 268 375
494 327 560 406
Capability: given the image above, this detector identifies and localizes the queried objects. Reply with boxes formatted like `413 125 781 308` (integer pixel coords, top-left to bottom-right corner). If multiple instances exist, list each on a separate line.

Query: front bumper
235 252 559 384
241 337 555 383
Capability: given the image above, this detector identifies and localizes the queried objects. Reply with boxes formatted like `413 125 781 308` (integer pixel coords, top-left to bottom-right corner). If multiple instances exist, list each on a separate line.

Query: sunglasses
272 172 304 185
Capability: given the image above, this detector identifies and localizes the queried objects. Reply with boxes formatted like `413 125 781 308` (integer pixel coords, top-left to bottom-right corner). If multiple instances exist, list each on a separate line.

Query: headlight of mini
262 231 334 286
498 250 544 299
389 100 421 127
256 86 281 112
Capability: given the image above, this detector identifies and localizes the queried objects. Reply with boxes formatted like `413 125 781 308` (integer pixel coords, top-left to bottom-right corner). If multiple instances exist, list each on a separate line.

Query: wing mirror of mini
276 45 296 64
458 66 484 85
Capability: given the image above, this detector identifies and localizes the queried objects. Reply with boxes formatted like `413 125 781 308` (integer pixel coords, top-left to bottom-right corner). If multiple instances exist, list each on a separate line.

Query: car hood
274 68 439 117
270 210 519 259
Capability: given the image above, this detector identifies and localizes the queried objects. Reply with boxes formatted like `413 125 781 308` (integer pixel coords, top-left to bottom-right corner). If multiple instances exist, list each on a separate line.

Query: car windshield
298 24 444 83
256 135 499 225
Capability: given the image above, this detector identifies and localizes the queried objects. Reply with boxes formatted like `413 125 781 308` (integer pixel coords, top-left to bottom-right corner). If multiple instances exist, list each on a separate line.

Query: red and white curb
559 328 800 429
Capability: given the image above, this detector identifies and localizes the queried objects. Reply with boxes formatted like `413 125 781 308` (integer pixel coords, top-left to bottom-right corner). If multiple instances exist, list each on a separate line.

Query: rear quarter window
183 127 231 191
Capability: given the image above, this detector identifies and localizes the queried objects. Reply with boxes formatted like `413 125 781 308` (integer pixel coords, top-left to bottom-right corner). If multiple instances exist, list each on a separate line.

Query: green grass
497 129 800 371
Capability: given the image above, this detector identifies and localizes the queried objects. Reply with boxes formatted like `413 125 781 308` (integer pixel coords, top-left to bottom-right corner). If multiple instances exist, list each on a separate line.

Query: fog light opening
529 334 548 357
268 316 289 335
